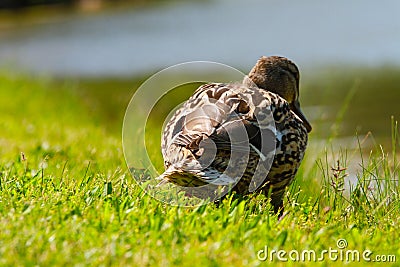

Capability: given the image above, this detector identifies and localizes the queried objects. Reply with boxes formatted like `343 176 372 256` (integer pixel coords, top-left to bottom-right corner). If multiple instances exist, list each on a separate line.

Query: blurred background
1 0 400 153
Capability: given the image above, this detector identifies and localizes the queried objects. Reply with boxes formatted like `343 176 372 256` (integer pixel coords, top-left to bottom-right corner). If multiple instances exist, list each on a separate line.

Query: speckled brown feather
160 56 310 211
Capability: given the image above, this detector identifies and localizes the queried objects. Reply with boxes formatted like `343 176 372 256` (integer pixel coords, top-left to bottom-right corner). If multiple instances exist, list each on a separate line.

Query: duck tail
156 165 238 201
156 165 208 188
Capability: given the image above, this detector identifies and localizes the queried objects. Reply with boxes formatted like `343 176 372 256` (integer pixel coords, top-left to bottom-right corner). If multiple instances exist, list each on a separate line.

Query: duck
159 56 312 212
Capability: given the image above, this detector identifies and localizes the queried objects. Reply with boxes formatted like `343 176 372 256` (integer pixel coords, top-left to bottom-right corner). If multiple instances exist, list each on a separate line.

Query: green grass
0 70 399 266
301 66 400 144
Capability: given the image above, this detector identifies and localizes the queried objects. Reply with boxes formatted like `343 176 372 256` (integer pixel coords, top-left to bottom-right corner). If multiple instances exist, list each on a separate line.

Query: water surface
0 0 399 76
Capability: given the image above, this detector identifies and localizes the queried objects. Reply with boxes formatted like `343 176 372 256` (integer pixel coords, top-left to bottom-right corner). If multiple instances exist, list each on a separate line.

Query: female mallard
159 56 312 212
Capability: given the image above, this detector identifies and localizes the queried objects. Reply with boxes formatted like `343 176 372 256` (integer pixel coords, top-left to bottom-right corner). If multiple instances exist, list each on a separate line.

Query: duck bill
291 100 312 133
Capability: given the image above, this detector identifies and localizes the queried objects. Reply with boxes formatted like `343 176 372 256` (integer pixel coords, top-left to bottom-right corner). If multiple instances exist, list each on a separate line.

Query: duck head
246 56 312 133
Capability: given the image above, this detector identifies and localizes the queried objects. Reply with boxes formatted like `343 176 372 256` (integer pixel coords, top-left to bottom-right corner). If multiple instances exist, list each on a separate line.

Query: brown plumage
159 56 311 212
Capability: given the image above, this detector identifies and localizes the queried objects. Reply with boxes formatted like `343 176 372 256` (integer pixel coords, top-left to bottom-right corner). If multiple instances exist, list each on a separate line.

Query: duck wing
162 82 276 168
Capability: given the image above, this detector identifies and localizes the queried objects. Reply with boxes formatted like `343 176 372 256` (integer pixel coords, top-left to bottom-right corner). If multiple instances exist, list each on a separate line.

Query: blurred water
0 0 400 76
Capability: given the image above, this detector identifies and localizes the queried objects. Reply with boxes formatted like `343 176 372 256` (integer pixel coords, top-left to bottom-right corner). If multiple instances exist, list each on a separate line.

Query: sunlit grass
0 70 399 266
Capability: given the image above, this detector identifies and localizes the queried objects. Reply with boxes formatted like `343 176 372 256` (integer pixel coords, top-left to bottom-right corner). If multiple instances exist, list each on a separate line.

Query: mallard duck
159 56 312 212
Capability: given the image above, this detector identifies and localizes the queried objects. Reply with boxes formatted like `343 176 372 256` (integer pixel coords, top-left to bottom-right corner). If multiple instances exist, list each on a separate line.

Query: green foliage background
0 70 399 266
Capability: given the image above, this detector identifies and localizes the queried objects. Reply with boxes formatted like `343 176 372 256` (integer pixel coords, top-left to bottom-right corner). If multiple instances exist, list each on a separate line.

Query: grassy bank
0 71 399 266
